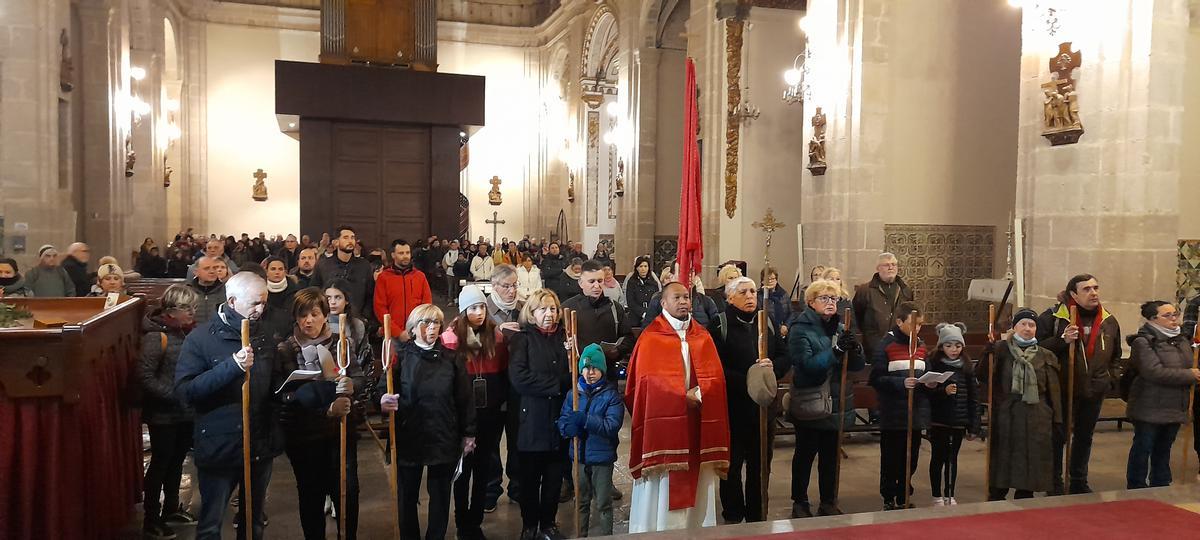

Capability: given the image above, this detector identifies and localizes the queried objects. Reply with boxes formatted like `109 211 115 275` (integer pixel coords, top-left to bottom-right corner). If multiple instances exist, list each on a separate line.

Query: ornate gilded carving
724 19 744 219
488 175 502 206
807 107 827 175
1041 42 1084 146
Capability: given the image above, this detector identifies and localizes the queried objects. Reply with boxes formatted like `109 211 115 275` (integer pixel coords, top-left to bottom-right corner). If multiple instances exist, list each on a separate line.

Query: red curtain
677 57 704 285
0 346 143 539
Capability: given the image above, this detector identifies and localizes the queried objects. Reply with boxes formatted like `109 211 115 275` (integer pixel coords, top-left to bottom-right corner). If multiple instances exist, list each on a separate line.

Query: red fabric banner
677 57 703 286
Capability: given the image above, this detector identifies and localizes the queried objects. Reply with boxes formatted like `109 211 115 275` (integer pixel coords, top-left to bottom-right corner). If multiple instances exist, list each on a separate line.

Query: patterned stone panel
1178 240 1200 303
586 111 599 227
884 224 995 332
653 236 678 274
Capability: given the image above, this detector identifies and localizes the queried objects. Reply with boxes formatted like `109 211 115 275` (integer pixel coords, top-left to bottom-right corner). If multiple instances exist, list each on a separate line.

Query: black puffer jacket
138 312 194 425
623 260 661 327
927 351 980 434
381 341 476 466
1126 324 1197 425
540 254 570 297
508 323 572 452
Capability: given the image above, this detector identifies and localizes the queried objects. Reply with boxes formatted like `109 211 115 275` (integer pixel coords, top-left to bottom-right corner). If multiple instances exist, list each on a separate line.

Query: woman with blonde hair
819 267 853 315
509 289 571 540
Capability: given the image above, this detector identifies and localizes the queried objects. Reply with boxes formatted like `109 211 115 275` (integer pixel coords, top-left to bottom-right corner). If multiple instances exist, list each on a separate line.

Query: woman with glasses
137 284 203 538
785 280 865 518
1124 301 1200 488
509 289 572 540
379 304 477 540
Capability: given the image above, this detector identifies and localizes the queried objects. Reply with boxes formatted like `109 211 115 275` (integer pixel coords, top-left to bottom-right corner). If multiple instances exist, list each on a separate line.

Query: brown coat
1036 304 1122 401
981 340 1062 493
851 273 914 361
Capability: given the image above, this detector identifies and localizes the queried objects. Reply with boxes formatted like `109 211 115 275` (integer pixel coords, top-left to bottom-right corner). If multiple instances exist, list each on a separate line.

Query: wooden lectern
0 297 145 539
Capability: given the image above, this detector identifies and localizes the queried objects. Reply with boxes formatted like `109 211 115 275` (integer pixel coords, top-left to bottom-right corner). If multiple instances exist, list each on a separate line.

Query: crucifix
485 211 506 245
752 208 785 267
1041 41 1084 146
251 168 269 201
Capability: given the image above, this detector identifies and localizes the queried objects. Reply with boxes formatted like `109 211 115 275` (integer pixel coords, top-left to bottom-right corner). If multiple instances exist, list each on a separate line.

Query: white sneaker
948 497 958 506
325 496 336 517
933 497 946 507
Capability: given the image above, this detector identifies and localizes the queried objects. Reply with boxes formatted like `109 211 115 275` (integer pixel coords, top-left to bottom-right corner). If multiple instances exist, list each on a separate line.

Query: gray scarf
1005 338 1041 404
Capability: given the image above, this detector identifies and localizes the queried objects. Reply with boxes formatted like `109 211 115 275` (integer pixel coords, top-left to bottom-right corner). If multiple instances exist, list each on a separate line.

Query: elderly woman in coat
981 308 1062 500
1125 300 1200 489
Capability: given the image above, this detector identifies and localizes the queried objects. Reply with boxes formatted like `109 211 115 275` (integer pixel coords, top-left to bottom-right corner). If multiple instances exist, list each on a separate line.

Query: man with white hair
852 252 914 362
187 238 240 280
62 242 93 296
176 272 282 540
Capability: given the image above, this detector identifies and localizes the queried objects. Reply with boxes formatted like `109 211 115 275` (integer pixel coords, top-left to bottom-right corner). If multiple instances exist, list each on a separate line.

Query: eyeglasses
1158 311 1181 320
815 295 838 304
494 282 517 291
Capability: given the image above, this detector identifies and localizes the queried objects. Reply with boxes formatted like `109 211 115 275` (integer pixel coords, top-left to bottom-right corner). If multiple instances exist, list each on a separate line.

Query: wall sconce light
782 50 810 104
130 65 147 81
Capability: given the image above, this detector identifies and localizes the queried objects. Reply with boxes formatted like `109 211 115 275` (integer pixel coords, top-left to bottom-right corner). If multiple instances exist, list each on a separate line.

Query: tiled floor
151 412 1198 539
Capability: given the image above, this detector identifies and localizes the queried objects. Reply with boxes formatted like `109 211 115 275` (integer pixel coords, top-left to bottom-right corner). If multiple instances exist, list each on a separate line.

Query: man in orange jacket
374 239 432 340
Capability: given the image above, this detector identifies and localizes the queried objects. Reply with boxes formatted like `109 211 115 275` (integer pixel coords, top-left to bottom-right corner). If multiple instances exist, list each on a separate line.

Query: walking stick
565 309 582 538
240 319 254 532
984 303 996 497
903 310 920 509
1065 305 1077 492
382 314 401 538
834 308 853 501
1182 322 1200 483
337 314 349 540
757 310 770 520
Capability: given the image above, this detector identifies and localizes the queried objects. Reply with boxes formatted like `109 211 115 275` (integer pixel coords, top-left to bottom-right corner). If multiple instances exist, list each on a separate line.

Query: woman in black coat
380 304 476 540
622 256 661 327
508 289 572 540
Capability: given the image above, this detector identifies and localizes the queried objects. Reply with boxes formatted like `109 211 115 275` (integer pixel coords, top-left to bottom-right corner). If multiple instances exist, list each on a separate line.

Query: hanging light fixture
782 50 810 104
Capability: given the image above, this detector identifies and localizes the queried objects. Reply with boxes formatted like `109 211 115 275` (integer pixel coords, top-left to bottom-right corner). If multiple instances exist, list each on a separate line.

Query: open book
275 370 323 394
917 371 955 385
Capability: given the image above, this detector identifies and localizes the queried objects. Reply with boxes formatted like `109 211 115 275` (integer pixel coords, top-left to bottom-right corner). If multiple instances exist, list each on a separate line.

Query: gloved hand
836 331 859 353
380 393 400 413
336 376 354 396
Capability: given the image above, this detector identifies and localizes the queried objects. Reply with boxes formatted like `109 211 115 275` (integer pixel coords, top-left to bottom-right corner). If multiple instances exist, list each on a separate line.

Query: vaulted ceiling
215 0 562 27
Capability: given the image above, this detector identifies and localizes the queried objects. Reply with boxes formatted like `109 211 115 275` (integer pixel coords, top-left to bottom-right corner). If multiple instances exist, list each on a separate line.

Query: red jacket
374 266 432 336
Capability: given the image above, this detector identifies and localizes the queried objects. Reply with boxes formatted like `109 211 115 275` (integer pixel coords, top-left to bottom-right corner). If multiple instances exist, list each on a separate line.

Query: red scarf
1067 298 1104 357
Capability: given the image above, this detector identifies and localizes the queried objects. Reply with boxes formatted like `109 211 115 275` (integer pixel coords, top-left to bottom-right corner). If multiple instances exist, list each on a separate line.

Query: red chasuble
625 314 730 510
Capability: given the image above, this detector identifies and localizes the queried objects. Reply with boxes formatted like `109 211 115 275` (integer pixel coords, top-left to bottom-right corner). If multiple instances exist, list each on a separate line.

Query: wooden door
330 123 430 250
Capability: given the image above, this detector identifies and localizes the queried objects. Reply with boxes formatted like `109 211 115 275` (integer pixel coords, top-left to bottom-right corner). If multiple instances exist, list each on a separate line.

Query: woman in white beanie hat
88 263 128 296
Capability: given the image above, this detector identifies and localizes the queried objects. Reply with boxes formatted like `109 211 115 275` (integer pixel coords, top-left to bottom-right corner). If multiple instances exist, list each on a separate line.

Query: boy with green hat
556 344 625 536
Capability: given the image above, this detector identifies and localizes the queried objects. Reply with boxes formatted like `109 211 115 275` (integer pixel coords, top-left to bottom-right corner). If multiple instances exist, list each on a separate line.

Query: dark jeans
1128 421 1180 489
879 430 921 505
928 426 965 498
790 426 839 506
196 460 273 540
577 463 615 536
1053 394 1104 491
517 450 566 530
398 463 454 540
285 434 359 540
720 426 769 523
446 275 461 302
144 422 194 521
455 408 505 537
988 488 1034 500
485 405 521 504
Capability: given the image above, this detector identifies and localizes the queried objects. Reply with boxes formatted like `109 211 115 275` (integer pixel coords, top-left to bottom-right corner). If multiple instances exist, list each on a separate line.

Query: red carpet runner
738 500 1200 539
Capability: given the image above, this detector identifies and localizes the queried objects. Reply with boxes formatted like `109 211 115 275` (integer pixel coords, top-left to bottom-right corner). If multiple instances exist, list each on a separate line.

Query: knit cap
1012 308 1038 327
579 343 607 374
458 285 487 314
97 264 123 280
38 245 56 257
936 322 967 346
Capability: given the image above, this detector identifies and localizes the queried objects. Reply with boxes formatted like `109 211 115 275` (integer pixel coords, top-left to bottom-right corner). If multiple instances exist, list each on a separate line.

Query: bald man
62 242 92 296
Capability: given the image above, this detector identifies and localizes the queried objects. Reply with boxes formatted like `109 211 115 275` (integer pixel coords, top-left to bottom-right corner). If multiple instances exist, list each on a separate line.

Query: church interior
5 0 1200 538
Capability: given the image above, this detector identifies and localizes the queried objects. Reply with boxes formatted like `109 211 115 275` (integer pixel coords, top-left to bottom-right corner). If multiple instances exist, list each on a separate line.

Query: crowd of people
8 227 1200 540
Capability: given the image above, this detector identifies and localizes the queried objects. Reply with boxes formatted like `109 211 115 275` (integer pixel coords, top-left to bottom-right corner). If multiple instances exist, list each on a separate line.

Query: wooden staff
240 319 253 531
757 309 769 520
984 303 996 496
337 313 349 540
903 310 920 509
565 309 582 538
1183 321 1200 483
1065 305 1077 492
834 307 853 500
382 314 401 537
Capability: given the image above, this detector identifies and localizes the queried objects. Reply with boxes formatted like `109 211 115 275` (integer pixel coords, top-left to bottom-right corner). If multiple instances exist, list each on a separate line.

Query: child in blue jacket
557 344 624 536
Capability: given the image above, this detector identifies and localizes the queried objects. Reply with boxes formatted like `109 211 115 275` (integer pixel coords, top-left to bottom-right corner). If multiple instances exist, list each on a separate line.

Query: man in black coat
175 273 283 540
540 242 569 297
561 260 635 378
311 226 375 318
62 242 93 297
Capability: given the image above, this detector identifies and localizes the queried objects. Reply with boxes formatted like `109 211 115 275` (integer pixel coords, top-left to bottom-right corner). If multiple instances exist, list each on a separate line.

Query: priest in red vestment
626 281 730 532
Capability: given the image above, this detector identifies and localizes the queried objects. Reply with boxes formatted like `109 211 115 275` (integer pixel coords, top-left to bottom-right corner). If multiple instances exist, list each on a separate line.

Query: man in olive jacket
851 252 913 363
1035 273 1122 495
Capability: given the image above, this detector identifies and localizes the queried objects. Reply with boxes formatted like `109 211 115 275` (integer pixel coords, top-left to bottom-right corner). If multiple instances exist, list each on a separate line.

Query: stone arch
580 6 619 81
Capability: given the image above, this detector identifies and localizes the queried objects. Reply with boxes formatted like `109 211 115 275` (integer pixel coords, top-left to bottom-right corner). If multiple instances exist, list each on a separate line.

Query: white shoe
948 497 958 506
325 496 336 517
933 497 946 507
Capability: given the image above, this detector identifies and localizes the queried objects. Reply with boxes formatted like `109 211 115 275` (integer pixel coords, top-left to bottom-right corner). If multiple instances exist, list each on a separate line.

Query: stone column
1016 0 1187 325
616 45 659 262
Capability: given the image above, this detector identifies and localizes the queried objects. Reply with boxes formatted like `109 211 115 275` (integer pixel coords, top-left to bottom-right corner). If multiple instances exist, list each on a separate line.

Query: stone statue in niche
252 169 268 201
567 171 576 203
807 106 827 176
1041 42 1084 146
488 175 502 206
614 159 625 197
59 29 73 93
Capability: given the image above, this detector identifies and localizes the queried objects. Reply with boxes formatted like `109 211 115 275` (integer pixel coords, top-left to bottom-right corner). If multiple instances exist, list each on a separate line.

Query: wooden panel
345 0 380 61
375 0 417 65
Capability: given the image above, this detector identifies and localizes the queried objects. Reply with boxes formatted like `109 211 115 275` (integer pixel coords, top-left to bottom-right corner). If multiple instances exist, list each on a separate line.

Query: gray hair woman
1125 300 1200 489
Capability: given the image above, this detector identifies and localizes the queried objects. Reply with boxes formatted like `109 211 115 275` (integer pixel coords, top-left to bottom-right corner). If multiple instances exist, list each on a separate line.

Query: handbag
788 379 833 421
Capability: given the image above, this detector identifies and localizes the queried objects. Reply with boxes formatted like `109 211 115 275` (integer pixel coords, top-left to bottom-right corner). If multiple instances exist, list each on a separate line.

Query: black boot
520 527 540 540
817 502 843 516
790 502 813 518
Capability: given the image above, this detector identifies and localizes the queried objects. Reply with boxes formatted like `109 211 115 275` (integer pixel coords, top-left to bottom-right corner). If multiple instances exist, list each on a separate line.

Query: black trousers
879 430 921 504
928 426 965 498
398 463 454 540
454 407 505 537
285 434 360 540
144 422 194 521
790 426 839 506
1052 394 1104 491
485 405 521 504
517 450 566 530
720 425 769 523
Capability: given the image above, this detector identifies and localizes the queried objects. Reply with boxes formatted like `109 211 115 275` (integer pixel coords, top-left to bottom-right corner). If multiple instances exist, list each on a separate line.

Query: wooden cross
485 211 506 245
752 208 785 267
1049 42 1081 83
